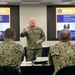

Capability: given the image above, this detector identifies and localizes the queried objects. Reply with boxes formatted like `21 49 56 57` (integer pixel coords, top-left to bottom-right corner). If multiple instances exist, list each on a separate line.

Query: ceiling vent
62 0 72 2
21 0 40 4
1 0 21 2
41 0 62 3
1 0 21 4
50 0 72 5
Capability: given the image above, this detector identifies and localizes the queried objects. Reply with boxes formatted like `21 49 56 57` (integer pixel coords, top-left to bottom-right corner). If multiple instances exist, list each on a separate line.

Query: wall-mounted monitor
47 5 75 40
0 5 20 41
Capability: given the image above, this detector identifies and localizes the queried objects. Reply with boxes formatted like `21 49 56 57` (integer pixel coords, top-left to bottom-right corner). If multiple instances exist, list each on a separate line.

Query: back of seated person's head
60 29 71 42
4 28 16 41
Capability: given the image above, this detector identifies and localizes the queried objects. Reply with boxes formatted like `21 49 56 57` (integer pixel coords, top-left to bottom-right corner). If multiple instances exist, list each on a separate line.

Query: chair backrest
56 66 75 75
0 66 22 75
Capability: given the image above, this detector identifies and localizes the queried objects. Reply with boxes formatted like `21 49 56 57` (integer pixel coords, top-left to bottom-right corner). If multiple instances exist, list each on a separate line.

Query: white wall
19 4 75 47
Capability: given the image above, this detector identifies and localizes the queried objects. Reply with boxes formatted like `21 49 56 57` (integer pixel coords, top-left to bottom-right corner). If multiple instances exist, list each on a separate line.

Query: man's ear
58 38 61 41
3 35 4 40
69 37 72 41
13 36 16 40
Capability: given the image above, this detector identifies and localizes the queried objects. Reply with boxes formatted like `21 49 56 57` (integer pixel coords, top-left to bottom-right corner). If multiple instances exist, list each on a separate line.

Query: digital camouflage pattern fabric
48 42 75 75
0 40 24 71
20 26 45 61
20 26 45 49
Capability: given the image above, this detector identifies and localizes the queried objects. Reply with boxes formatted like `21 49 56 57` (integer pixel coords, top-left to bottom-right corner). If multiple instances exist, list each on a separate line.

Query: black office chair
0 66 22 75
56 65 75 75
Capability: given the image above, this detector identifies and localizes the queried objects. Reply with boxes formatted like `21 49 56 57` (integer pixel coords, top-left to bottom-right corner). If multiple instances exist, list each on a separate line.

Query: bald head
60 29 71 41
29 17 36 27
29 17 35 21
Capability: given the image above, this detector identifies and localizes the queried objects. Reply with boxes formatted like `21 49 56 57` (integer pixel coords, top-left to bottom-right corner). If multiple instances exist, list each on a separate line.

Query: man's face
29 19 36 27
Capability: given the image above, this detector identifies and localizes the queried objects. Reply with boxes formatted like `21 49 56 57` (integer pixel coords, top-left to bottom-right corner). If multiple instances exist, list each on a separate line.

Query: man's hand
24 28 29 32
37 40 42 44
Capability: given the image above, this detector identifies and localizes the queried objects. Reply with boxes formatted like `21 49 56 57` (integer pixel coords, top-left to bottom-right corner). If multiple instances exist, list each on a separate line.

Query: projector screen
0 5 20 41
47 5 75 40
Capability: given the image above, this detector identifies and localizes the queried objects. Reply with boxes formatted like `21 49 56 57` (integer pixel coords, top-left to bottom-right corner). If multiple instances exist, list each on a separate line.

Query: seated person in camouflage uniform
0 28 24 71
48 29 75 75
20 17 45 61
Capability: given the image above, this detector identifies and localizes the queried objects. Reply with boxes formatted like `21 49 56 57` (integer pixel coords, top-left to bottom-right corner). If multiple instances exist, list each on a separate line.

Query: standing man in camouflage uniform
48 29 75 75
0 28 24 71
20 17 45 61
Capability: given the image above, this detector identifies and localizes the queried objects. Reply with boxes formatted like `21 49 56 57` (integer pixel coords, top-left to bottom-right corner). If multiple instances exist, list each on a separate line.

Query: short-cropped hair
4 28 15 39
60 29 70 40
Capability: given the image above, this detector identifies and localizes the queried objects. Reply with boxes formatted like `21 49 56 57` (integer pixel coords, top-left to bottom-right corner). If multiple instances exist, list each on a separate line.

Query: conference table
21 66 54 75
20 46 53 75
20 57 54 75
20 65 54 75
